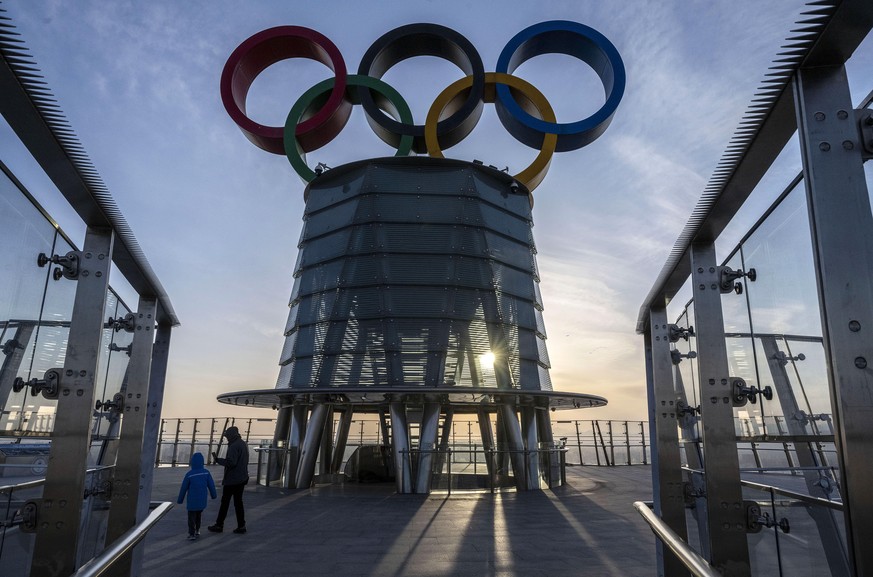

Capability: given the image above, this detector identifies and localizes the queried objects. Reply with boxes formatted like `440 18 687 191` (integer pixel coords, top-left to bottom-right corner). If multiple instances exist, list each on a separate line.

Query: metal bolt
849 320 861 332
814 112 826 121
697 267 704 273
843 140 854 150
837 110 848 120
699 284 705 290
96 271 102 277
711 283 718 290
819 142 831 151
855 357 867 369
709 267 715 273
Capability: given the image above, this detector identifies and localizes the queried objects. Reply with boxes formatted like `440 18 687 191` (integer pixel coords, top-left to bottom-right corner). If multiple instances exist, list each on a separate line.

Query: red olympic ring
220 26 350 155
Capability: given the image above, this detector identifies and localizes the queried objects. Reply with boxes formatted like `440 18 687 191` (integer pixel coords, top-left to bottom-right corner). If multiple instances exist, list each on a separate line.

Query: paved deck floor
141 465 656 577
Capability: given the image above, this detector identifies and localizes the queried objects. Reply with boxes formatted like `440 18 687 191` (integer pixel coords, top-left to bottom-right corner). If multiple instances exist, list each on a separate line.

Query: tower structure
218 21 623 492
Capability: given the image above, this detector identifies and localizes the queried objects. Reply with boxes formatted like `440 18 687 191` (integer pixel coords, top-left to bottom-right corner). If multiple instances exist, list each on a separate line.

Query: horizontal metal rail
740 479 843 511
633 501 720 577
0 465 114 494
70 501 173 577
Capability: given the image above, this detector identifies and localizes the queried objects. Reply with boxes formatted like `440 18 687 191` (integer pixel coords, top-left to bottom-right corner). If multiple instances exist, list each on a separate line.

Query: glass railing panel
0 479 44 574
0 170 59 435
76 466 114 566
771 494 848 577
15 233 77 436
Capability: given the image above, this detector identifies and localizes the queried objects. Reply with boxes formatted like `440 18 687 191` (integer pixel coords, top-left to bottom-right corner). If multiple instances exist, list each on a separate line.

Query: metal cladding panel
470 173 533 218
297 228 352 266
304 174 367 214
276 361 293 388
484 230 538 274
355 193 481 225
285 291 339 333
302 199 359 238
534 308 547 338
364 164 473 195
277 161 552 391
478 203 532 241
279 329 298 365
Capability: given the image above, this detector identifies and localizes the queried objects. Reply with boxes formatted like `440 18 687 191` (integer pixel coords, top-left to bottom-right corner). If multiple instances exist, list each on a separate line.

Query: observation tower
217 22 624 493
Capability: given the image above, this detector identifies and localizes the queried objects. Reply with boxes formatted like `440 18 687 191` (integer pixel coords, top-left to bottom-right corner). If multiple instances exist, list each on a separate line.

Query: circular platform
217 386 607 413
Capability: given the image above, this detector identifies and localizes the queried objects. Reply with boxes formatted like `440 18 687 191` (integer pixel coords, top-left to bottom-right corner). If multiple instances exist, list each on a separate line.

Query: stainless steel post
129 319 171 577
647 308 691 577
295 402 328 489
415 401 441 493
435 407 453 474
30 227 114 577
331 407 352 474
269 406 293 484
521 406 539 489
690 241 750 575
389 401 412 493
285 403 308 488
795 62 873 575
498 402 526 490
104 297 157 577
477 407 495 482
318 407 334 476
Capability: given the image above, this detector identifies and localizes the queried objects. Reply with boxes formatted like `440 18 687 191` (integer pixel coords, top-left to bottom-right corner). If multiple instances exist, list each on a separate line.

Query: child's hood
190 452 205 469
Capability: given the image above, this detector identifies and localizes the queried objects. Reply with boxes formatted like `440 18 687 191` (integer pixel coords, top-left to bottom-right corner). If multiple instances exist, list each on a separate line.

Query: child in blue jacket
177 452 217 540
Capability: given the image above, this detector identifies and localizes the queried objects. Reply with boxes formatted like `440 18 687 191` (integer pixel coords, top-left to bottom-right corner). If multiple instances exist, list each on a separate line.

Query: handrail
70 501 173 577
740 479 843 511
0 465 114 494
633 501 721 577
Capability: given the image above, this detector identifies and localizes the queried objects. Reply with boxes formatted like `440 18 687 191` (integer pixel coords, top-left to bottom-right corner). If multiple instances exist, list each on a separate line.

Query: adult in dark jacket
177 452 217 539
208 426 249 534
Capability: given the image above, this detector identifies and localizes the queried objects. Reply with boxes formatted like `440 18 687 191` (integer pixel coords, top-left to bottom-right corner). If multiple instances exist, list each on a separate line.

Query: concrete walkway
141 465 656 576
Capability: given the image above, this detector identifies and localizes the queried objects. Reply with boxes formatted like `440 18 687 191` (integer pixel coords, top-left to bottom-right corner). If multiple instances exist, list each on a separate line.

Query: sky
3 0 870 421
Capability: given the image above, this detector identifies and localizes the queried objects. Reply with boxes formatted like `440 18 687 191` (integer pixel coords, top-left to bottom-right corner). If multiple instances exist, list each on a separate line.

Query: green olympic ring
284 75 414 182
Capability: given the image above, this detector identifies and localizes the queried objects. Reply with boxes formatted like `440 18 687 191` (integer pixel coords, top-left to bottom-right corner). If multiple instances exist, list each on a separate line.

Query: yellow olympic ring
425 72 557 195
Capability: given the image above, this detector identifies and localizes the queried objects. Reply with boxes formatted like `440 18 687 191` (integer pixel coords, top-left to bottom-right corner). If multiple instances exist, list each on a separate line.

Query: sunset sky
4 0 870 420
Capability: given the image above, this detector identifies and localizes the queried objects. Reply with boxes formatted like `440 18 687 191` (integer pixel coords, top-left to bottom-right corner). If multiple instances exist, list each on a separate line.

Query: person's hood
190 452 205 469
224 426 240 442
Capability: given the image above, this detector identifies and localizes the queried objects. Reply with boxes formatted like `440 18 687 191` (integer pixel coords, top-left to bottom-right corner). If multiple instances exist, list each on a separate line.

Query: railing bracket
732 377 772 407
20 499 40 533
746 501 790 534
12 368 61 399
37 250 80 281
718 265 756 294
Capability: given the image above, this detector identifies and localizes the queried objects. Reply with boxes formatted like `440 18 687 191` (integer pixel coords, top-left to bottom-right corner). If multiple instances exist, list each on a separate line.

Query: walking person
177 452 217 540
208 426 250 534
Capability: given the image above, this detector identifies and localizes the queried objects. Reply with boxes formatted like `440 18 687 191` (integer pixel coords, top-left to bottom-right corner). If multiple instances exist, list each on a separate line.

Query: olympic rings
222 21 625 193
495 21 626 152
220 26 350 154
425 73 556 193
285 75 415 182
